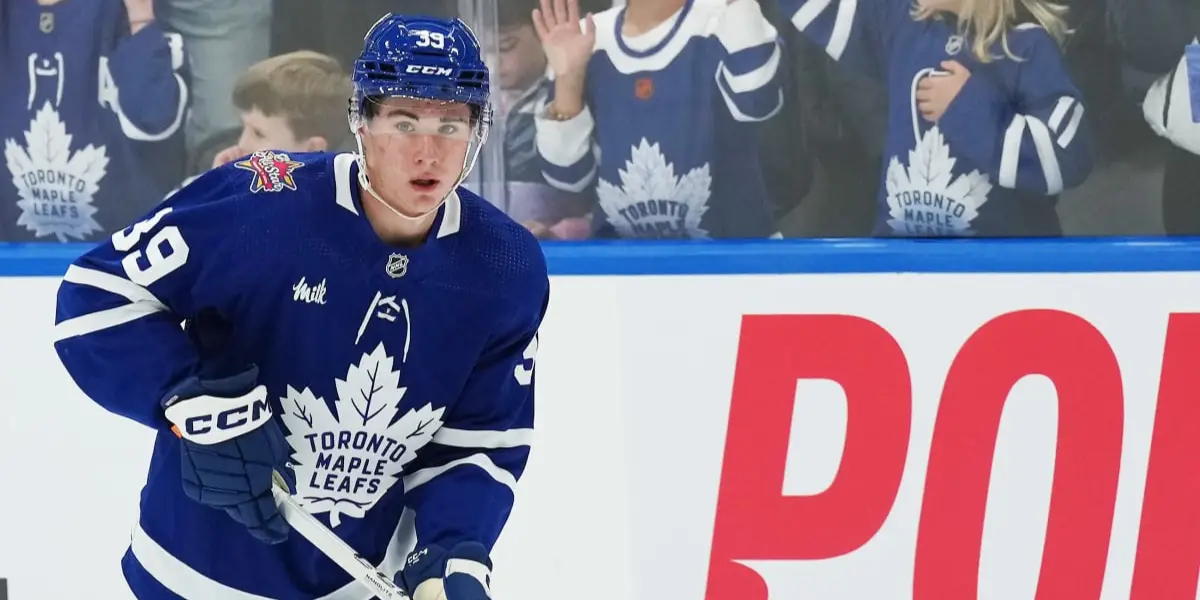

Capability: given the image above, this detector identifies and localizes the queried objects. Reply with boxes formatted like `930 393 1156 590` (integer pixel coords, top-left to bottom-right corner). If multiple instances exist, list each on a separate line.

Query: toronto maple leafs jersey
536 0 783 239
0 0 189 242
53 151 549 600
781 0 1094 236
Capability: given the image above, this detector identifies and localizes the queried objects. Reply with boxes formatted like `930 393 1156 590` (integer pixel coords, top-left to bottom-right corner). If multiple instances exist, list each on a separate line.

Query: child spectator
495 0 592 239
1 0 189 242
781 0 1094 236
534 0 785 239
209 50 352 167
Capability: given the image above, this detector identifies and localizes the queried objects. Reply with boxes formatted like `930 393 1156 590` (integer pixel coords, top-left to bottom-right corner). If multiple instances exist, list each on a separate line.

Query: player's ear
302 136 329 152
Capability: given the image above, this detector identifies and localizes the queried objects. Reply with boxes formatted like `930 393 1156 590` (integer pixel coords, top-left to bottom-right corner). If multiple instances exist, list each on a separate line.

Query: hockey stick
271 473 412 600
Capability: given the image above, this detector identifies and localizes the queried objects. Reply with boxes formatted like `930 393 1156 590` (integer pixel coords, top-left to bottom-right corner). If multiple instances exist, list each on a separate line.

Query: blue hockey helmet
349 14 492 130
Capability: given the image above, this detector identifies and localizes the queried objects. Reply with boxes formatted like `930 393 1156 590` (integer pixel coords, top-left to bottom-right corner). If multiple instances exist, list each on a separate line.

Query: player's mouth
409 178 440 192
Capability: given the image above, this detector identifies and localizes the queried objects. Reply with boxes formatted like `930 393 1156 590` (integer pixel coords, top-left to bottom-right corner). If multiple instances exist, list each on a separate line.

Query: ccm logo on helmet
406 64 454 76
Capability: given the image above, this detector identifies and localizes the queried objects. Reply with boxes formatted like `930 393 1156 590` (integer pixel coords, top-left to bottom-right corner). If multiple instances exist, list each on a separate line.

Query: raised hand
532 0 596 81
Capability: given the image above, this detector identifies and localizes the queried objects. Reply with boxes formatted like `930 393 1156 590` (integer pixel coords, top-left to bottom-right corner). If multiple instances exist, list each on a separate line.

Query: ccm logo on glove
164 385 272 444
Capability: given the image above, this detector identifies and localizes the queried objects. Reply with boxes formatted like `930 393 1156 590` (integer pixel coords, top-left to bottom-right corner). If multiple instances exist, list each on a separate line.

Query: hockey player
781 0 1094 236
53 14 547 600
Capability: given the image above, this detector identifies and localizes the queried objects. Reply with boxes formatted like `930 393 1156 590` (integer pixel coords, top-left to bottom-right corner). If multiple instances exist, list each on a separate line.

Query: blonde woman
782 0 1093 236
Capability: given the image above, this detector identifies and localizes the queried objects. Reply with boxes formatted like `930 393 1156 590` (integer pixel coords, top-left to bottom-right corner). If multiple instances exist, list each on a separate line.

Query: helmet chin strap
352 128 482 223
356 167 438 222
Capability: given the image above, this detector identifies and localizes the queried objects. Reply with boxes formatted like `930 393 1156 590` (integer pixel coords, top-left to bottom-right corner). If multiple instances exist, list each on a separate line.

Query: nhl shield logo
945 35 964 56
386 253 409 278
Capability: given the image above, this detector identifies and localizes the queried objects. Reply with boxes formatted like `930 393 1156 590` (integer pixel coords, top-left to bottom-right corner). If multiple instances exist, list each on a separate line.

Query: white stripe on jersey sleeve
432 427 534 449
402 453 519 493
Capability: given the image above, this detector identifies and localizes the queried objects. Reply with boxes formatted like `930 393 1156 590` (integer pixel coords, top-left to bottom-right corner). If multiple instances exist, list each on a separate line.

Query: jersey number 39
111 207 190 287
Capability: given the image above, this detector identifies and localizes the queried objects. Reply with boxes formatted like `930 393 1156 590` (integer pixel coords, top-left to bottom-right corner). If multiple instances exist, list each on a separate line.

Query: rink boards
3 239 1200 600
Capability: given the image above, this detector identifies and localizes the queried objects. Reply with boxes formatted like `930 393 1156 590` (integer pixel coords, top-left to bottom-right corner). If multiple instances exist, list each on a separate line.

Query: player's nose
411 134 440 165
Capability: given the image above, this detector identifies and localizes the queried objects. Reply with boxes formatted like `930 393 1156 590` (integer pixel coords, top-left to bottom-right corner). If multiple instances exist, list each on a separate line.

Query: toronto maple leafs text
301 429 409 496
890 191 971 235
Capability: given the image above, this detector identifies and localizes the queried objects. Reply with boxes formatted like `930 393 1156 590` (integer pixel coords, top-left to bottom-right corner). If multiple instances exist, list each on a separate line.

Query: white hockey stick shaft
271 475 411 600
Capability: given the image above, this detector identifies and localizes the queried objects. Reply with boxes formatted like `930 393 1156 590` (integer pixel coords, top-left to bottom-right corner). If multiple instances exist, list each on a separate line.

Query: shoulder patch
234 150 305 193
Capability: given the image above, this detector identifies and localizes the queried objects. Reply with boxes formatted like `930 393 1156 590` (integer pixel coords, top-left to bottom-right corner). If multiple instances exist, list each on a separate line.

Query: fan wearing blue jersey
534 0 785 239
781 0 1094 236
54 14 547 600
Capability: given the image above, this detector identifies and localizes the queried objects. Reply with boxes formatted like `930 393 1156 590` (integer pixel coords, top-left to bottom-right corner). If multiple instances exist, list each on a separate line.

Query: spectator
534 0 785 239
0 0 190 242
159 0 271 160
1108 0 1200 235
782 0 1094 237
495 0 592 239
209 50 353 168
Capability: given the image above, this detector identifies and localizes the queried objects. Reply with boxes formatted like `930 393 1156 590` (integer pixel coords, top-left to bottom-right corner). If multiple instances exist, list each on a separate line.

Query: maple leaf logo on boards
279 342 444 527
3 101 107 241
885 125 992 236
596 138 711 239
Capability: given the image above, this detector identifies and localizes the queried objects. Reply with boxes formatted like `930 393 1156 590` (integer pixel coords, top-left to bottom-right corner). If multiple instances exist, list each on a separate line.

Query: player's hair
911 0 1070 63
232 51 353 147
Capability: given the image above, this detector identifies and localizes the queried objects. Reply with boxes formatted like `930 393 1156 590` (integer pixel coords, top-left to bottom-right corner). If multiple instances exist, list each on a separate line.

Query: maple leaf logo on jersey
596 139 711 239
280 342 444 527
3 101 107 241
234 150 304 193
885 125 992 236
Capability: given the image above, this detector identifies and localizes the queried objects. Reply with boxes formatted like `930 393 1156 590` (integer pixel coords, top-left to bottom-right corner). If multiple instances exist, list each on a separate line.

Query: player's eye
438 123 460 136
395 121 417 133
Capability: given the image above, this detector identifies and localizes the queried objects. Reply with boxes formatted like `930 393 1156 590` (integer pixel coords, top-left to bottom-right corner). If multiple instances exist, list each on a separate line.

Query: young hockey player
781 0 1094 236
53 14 547 600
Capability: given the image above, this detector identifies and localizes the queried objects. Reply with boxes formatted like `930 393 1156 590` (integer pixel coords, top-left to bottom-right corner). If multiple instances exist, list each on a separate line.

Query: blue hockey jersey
53 151 549 599
0 0 189 242
781 0 1093 236
536 0 784 239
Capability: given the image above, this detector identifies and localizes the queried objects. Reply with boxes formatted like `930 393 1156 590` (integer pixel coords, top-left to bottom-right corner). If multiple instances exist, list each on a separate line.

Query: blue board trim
2 238 1200 276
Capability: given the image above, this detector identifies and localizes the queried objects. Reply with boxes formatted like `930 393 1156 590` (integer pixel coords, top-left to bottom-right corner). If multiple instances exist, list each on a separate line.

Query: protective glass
350 94 493 196
359 97 480 142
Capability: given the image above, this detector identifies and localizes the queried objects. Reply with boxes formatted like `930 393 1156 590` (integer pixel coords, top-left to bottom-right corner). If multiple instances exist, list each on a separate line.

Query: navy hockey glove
162 366 295 544
396 542 493 600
